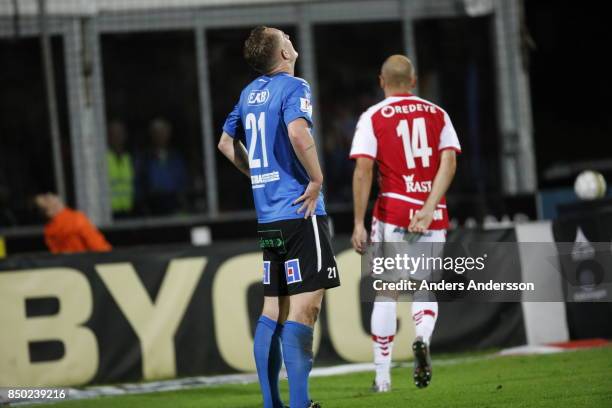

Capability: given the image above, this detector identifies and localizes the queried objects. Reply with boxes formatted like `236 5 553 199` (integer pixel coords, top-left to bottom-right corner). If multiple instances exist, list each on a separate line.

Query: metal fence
0 0 534 233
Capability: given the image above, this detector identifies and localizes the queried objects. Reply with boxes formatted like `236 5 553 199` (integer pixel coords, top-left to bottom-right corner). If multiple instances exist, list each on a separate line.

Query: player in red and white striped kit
350 55 460 391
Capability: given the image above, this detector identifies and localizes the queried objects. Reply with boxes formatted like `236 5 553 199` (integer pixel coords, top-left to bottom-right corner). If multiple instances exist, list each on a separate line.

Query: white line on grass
11 351 539 406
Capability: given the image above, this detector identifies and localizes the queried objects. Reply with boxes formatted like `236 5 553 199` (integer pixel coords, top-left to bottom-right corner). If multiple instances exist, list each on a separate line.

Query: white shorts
370 217 446 282
370 217 447 244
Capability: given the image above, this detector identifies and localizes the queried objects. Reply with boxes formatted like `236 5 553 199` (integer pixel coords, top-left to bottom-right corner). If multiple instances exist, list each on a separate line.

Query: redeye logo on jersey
247 89 270 105
299 97 312 115
263 261 271 285
381 103 437 118
403 174 432 193
284 259 302 284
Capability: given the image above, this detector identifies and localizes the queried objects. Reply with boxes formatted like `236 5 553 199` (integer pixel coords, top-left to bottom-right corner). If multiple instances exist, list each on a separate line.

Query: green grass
49 346 612 408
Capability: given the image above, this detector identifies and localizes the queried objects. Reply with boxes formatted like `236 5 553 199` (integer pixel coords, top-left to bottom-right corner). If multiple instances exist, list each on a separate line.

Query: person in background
35 193 111 254
136 118 188 215
107 120 135 218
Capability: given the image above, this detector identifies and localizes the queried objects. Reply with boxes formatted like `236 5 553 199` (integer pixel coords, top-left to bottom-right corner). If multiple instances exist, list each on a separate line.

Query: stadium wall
0 0 316 16
0 222 598 387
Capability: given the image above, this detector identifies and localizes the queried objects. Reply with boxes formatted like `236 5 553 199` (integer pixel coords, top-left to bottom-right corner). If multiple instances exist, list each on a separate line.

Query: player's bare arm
351 157 374 254
288 118 324 218
408 149 457 233
217 131 250 178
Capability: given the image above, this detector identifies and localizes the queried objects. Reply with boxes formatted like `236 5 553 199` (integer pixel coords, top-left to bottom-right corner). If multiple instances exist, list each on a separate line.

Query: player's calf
289 303 321 326
287 290 323 326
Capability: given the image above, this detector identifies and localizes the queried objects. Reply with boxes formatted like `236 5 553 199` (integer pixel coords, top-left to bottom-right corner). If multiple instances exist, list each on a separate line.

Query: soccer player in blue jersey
218 26 340 408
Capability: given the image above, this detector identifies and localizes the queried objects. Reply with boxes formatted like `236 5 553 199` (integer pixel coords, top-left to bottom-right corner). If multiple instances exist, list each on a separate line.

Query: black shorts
257 215 340 296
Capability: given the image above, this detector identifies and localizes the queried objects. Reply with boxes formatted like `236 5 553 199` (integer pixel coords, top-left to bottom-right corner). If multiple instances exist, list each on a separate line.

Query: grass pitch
49 346 612 408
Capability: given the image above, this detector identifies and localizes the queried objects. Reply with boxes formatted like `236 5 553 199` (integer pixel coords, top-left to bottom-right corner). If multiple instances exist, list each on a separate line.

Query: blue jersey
223 73 326 223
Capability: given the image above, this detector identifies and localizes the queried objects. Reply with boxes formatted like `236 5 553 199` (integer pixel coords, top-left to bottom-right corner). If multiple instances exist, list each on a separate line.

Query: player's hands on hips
351 223 368 255
408 209 434 233
293 181 322 218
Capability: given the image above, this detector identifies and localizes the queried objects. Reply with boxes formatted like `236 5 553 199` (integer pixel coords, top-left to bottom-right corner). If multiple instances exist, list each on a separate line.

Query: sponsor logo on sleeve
299 97 312 115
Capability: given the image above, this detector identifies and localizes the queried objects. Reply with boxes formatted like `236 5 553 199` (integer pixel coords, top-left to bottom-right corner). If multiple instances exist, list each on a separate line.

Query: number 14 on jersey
396 117 432 169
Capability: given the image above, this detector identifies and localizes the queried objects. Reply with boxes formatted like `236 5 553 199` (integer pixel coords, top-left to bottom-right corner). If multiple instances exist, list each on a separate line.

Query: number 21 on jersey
396 117 432 169
246 112 268 169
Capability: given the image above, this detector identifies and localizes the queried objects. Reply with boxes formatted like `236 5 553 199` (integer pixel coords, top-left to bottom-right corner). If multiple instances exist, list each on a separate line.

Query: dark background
0 1 610 235
526 1 612 186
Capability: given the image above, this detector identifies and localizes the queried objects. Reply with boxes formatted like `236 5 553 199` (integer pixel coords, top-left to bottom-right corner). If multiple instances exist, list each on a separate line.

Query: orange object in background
35 193 111 254
44 208 111 254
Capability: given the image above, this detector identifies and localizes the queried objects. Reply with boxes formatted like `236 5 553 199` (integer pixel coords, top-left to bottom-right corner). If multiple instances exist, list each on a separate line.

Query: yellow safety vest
107 151 134 212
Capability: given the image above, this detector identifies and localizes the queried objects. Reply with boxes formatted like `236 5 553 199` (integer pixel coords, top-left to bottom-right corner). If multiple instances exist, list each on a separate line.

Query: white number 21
245 112 268 169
